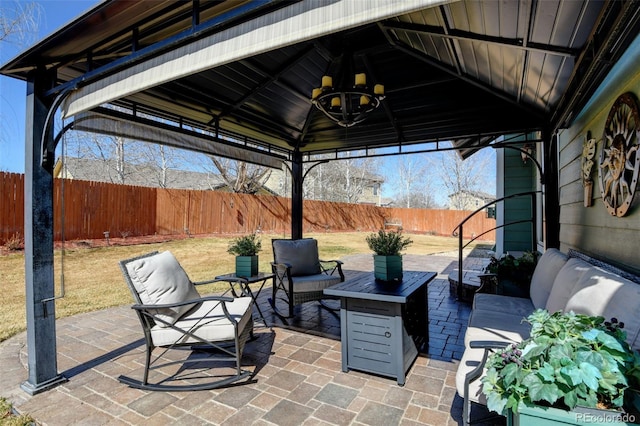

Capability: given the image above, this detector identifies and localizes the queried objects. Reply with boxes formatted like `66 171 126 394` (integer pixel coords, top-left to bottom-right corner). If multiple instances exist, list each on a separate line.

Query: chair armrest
319 259 343 265
193 277 248 286
464 340 512 392
469 340 511 350
319 259 344 280
271 261 292 273
131 295 236 310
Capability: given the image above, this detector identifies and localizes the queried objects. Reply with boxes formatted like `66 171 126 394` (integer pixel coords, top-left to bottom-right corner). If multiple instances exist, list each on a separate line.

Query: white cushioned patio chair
269 238 344 318
119 251 254 391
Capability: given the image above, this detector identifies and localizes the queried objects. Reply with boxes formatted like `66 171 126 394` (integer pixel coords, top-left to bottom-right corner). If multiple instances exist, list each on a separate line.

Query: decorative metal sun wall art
598 92 640 217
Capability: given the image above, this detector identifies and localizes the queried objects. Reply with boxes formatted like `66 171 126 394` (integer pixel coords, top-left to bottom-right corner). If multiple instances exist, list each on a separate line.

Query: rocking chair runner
119 251 254 391
269 238 345 318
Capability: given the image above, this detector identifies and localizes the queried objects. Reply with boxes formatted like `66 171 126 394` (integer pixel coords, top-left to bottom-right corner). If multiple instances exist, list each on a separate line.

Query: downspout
543 129 560 249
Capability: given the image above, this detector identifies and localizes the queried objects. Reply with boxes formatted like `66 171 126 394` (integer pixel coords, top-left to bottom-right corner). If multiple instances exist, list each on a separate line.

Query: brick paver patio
0 250 504 425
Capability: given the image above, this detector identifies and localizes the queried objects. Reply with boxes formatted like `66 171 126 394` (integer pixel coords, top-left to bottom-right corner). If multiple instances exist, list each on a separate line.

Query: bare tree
304 155 381 204
434 149 494 209
0 1 41 45
390 154 436 208
0 1 41 153
210 157 272 193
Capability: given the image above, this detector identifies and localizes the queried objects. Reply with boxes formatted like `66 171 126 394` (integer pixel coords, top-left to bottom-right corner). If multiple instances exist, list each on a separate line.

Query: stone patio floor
0 249 506 425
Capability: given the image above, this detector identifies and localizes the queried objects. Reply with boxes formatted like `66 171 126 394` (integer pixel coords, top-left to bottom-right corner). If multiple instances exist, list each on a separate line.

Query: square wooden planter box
235 255 258 278
373 255 403 282
508 404 635 426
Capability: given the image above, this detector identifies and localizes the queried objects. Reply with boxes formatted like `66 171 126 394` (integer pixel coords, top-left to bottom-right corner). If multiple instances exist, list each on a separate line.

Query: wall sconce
521 143 534 164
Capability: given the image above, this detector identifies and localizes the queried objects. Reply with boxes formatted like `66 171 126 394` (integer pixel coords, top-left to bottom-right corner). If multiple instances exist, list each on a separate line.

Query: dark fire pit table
324 271 436 385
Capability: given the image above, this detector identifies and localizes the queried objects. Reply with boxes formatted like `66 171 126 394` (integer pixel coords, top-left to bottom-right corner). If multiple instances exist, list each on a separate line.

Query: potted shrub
481 309 640 425
485 251 538 298
366 229 413 282
227 233 262 277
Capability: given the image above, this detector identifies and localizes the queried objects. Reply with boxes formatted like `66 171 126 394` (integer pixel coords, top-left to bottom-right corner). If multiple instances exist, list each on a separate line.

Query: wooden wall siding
503 148 535 252
1 172 496 244
556 36 640 275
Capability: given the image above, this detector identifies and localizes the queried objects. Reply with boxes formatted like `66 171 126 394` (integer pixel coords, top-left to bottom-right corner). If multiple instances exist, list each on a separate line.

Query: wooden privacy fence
1 172 496 243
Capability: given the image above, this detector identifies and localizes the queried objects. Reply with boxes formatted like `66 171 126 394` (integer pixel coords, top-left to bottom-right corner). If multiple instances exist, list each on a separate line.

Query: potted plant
366 229 413 282
485 251 538 298
481 309 640 425
227 233 262 277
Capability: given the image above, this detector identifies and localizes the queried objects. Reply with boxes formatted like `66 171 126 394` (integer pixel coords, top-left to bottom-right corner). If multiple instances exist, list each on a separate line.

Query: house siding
556 33 640 275
503 140 536 253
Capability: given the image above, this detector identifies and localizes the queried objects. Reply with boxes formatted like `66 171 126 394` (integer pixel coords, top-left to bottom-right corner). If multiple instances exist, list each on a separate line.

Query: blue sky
0 0 99 173
0 1 495 204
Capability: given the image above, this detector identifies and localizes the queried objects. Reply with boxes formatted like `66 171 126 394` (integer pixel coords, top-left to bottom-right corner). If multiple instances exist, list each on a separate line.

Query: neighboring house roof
55 157 224 190
448 190 496 201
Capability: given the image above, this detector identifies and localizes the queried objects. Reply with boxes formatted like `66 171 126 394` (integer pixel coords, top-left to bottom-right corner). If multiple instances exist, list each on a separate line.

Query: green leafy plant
486 251 538 283
0 397 36 425
227 233 262 256
365 229 413 256
482 309 640 415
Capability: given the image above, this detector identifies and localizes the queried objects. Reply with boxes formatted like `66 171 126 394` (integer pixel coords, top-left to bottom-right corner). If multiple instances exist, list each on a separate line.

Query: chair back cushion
272 238 321 276
544 257 591 314
529 248 569 309
125 251 200 326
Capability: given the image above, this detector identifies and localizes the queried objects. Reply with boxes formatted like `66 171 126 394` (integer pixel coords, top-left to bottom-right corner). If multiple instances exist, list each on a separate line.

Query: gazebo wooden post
21 67 66 395
291 150 303 240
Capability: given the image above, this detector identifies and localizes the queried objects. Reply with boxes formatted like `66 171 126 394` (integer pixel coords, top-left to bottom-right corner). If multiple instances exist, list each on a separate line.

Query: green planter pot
235 255 258 278
508 404 636 426
373 255 403 282
497 278 530 298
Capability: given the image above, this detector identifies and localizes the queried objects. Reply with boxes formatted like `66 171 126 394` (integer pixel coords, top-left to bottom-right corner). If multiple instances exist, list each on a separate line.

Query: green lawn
0 232 482 342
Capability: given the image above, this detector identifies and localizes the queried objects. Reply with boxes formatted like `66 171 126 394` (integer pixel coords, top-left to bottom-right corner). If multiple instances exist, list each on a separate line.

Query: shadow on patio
1 250 504 425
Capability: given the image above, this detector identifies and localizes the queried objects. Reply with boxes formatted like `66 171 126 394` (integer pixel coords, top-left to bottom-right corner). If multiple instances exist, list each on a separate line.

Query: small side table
215 272 274 325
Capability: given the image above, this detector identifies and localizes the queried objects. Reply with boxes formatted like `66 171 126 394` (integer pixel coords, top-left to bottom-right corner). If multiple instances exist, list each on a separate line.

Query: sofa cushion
545 257 592 313
565 266 640 351
473 293 535 318
529 248 569 309
464 310 530 346
125 251 201 326
273 239 321 276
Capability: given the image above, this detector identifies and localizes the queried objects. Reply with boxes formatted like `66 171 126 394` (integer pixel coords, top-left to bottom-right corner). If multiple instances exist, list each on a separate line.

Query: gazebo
2 0 639 394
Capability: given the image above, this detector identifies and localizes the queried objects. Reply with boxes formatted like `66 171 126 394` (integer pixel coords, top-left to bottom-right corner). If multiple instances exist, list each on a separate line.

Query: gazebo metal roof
3 0 638 162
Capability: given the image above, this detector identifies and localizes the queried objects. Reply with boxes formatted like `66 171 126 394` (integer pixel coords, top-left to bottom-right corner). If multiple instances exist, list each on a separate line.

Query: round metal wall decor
598 92 640 217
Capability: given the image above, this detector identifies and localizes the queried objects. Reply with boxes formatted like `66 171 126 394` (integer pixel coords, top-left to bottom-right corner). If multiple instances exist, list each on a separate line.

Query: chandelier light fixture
311 53 385 128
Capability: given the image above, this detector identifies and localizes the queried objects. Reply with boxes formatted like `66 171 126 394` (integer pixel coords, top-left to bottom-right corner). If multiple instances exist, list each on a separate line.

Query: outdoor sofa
456 248 640 425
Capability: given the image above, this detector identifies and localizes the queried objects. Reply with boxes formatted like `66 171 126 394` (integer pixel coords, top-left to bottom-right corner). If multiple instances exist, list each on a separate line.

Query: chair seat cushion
150 296 253 347
125 251 201 326
291 274 342 293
